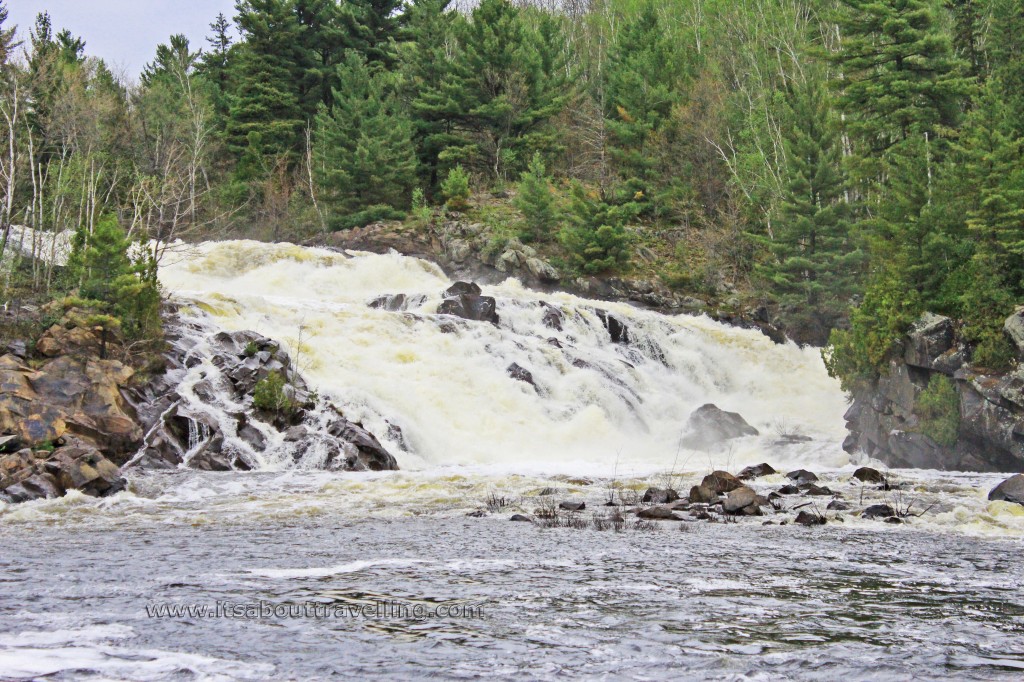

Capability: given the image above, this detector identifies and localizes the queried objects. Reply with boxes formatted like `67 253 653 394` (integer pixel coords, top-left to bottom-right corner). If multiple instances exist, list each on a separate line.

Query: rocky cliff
843 311 1024 472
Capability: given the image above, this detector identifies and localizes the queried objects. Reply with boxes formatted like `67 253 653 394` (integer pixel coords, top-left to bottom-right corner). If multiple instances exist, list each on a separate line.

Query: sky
6 0 238 80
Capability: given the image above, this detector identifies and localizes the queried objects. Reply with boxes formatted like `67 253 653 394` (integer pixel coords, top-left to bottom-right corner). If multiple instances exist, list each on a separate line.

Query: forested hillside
0 0 1021 389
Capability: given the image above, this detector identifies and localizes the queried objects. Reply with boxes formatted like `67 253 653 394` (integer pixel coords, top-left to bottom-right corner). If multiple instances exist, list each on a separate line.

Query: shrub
442 165 471 211
253 372 293 414
916 374 960 446
558 183 639 274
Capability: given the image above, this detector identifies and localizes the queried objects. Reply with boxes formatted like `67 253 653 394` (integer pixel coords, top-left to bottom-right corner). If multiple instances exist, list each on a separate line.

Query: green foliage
253 371 293 413
244 341 259 357
959 260 1017 371
514 153 558 242
558 184 638 274
915 374 960 446
441 165 471 211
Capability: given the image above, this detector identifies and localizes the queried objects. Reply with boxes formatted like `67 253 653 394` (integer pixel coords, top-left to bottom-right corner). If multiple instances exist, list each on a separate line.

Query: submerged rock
862 504 897 520
988 474 1024 505
680 404 759 450
559 501 586 511
794 510 826 526
637 505 682 520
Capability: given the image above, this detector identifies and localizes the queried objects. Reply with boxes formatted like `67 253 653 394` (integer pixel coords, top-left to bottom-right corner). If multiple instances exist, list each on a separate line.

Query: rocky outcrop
130 322 399 473
436 282 499 325
988 474 1024 505
843 312 1024 472
0 440 125 503
680 404 759 450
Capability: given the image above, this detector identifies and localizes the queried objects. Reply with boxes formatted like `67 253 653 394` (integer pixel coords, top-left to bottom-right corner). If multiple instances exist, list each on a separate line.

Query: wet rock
642 487 680 504
559 501 586 512
862 504 897 520
777 485 801 495
506 363 535 387
723 486 758 513
700 470 744 494
325 414 399 471
794 510 826 526
437 282 499 325
541 304 563 331
369 293 425 312
595 310 630 344
885 517 904 524
988 474 1024 505
680 404 759 450
785 469 819 483
853 467 886 484
689 484 718 504
738 463 776 480
510 514 534 523
827 500 851 511
637 505 681 520
800 484 833 496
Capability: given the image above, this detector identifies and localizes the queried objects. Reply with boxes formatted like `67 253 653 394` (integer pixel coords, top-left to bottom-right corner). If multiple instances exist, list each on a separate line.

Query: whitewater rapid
157 240 850 475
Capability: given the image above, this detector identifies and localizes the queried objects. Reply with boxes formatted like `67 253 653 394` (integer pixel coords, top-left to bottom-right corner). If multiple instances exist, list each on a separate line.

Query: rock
905 313 956 369
1005 307 1024 356
526 257 560 282
437 282 499 325
641 487 680 504
680 404 759 450
777 485 800 495
368 293 424 312
496 249 523 273
862 504 897 520
738 463 776 480
509 514 534 523
785 469 819 483
36 324 105 358
795 511 826 526
800 484 833 496
988 474 1024 505
559 501 586 511
723 486 758 513
541 304 563 331
5 340 27 359
595 310 630 344
506 363 535 387
637 505 681 520
827 500 851 511
0 434 21 453
689 484 718 504
700 470 743 494
325 415 399 471
852 467 886 484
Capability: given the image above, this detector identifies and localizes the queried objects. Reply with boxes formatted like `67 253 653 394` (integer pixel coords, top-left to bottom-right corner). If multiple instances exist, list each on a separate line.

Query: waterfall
157 240 850 474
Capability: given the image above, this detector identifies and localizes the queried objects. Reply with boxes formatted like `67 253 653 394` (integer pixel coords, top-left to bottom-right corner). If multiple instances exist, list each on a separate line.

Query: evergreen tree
559 183 638 274
989 0 1024 135
142 34 200 87
0 1 17 68
603 3 687 211
199 13 234 121
756 78 861 342
314 52 417 228
946 0 987 79
514 153 558 242
227 0 306 175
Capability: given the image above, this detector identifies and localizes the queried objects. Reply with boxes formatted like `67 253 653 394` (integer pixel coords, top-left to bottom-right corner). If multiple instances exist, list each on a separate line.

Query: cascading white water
157 239 851 474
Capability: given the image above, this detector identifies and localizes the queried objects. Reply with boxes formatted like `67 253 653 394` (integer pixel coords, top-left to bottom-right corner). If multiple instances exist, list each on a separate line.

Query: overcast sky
6 1 238 80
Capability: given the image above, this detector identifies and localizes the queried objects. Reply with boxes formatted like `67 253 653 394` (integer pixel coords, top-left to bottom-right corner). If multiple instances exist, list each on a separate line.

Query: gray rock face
988 474 1024 505
681 404 759 450
1004 307 1024 356
842 312 1024 473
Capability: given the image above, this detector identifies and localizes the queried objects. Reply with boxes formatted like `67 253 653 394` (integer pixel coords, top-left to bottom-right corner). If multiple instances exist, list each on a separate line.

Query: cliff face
843 312 1024 473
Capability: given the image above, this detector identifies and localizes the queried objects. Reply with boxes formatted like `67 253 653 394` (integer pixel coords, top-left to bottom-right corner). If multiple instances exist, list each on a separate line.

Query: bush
916 374 960 446
514 153 559 242
253 372 293 414
958 262 1016 371
442 165 471 211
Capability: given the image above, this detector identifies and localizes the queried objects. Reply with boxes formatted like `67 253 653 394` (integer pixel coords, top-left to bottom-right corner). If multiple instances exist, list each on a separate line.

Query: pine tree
514 153 558 242
989 0 1024 135
946 0 987 79
756 78 862 342
559 183 638 274
199 13 234 121
227 0 306 175
603 3 687 210
314 52 417 228
0 2 18 68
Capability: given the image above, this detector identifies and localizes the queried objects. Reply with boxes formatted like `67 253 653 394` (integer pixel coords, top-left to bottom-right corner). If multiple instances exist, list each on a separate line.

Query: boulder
526 257 560 282
738 463 777 480
509 514 534 523
437 282 499 325
700 470 743 494
904 313 955 369
637 505 681 520
595 310 630 344
1005 307 1024 356
559 501 586 511
794 511 826 526
723 486 758 513
541 304 563 331
642 487 680 504
862 504 897 520
506 363 535 387
800 484 833 496
681 404 759 450
988 474 1024 505
852 467 886 484
689 484 718 504
777 484 800 495
0 442 124 502
785 469 819 483
827 500 851 511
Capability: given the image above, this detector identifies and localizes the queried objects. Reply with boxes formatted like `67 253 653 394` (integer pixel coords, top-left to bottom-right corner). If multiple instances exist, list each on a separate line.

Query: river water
1 241 1023 680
